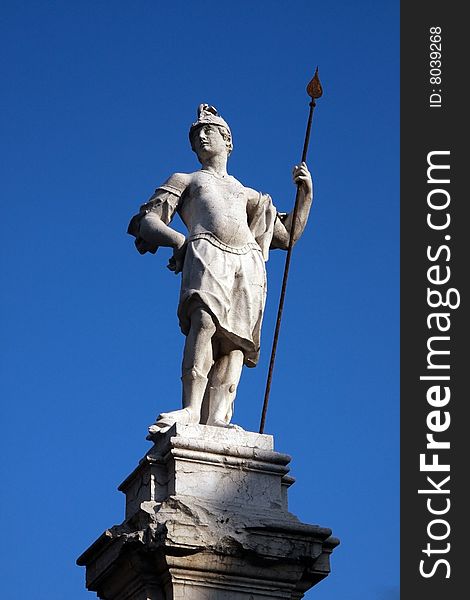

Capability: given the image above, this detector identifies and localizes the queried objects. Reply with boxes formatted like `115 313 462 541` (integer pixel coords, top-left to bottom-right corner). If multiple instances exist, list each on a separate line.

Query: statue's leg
206 349 244 428
148 307 216 435
181 307 216 414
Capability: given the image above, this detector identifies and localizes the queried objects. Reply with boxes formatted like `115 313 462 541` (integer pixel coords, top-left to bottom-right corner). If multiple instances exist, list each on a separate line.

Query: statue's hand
292 162 313 196
167 240 187 274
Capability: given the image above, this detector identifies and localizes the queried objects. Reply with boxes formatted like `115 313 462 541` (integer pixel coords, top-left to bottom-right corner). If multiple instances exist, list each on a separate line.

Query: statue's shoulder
163 173 193 188
159 172 192 196
244 185 267 209
243 184 260 198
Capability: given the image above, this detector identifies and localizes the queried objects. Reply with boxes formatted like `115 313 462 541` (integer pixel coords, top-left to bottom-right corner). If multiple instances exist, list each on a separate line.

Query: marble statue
128 104 313 435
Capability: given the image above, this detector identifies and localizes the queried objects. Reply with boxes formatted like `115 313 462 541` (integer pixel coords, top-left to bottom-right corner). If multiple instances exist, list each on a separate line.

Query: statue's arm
128 172 190 255
270 162 313 250
139 211 186 251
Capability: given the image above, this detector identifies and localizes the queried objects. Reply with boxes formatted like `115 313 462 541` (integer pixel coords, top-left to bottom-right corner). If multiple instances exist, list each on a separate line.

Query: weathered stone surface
78 425 339 599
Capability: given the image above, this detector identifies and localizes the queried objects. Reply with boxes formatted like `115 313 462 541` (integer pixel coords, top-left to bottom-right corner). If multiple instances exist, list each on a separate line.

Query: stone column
77 424 339 599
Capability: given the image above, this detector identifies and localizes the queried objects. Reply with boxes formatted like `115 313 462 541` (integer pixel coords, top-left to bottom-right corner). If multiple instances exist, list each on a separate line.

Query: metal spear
259 68 323 434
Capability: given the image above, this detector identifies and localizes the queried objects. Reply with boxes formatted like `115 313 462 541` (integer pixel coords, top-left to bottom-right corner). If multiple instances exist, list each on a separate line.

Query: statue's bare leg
148 307 216 435
206 349 244 428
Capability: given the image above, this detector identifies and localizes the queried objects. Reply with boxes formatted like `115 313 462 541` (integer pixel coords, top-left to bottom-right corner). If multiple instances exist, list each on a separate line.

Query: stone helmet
189 104 233 154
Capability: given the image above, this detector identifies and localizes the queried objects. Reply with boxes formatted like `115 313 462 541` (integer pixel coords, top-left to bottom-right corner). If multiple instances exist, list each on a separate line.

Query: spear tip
306 67 323 99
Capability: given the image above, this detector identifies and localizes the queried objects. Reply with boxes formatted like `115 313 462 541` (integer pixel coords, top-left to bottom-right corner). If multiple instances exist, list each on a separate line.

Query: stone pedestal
77 425 339 599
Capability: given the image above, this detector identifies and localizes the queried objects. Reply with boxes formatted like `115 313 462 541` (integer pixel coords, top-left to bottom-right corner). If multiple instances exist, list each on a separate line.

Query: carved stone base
77 425 339 599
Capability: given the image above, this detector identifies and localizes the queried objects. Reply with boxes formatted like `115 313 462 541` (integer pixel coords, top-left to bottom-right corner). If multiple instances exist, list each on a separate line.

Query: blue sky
1 1 399 598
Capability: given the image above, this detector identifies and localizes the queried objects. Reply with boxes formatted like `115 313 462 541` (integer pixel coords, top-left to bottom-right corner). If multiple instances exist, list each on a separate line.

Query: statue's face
192 125 228 161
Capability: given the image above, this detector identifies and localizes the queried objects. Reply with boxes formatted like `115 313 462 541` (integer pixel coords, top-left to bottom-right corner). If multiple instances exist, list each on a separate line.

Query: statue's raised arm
270 162 313 250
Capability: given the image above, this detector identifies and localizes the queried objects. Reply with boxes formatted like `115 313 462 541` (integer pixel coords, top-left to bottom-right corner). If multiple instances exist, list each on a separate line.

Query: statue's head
189 104 233 158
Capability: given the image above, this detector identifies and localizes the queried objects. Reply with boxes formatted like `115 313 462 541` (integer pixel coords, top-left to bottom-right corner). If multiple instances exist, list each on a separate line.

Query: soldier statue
128 104 313 435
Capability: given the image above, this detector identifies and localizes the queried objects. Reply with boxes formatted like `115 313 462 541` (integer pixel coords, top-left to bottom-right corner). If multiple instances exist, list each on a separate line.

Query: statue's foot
147 408 193 438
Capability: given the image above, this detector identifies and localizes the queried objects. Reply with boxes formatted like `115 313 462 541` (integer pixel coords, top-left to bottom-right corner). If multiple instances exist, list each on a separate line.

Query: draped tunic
129 172 279 366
